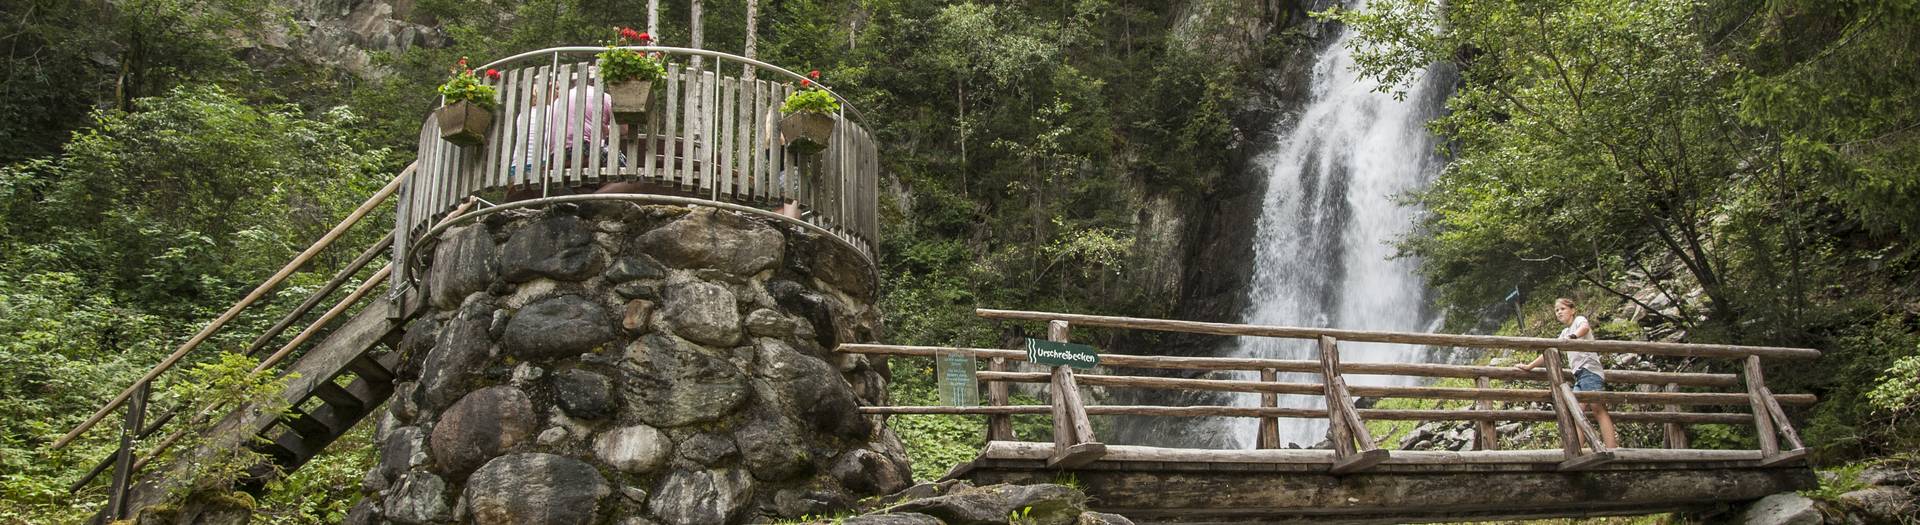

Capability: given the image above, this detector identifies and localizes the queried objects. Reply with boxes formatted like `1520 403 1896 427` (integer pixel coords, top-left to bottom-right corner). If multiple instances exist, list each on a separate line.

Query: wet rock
745 309 796 337
393 318 442 381
892 484 1083 525
1837 487 1914 522
552 368 616 420
499 214 604 282
652 468 755 525
675 432 739 466
755 338 869 439
829 448 910 496
593 424 671 474
661 281 742 346
621 335 750 427
606 255 668 283
636 207 784 276
383 472 451 524
377 426 430 481
345 499 380 525
1077 512 1135 525
734 412 811 481
1738 493 1822 525
428 225 498 309
466 453 610 525
841 514 944 525
624 299 655 333
417 317 492 411
501 295 615 360
431 386 537 478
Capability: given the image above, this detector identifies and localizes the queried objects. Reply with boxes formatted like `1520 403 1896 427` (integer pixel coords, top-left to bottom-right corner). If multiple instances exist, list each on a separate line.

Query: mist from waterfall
1223 4 1450 448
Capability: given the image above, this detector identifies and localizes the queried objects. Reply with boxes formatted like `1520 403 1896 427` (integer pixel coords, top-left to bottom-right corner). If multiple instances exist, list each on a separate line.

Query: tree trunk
743 0 758 82
647 0 658 36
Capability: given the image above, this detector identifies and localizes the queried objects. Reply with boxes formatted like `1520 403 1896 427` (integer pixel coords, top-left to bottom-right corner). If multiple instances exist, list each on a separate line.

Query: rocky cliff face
245 0 446 77
353 203 910 524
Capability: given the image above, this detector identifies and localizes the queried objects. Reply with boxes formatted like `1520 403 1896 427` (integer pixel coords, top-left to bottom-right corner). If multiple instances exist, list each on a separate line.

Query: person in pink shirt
545 83 623 170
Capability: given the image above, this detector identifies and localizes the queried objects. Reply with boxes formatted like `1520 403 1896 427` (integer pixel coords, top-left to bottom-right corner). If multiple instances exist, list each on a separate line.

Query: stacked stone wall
352 202 910 525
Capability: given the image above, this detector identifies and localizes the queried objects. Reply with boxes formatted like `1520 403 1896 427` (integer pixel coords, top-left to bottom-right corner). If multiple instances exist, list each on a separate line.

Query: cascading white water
1226 4 1449 448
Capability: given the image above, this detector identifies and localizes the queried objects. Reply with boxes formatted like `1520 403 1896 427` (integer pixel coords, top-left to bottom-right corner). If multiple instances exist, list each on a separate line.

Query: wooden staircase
110 292 424 518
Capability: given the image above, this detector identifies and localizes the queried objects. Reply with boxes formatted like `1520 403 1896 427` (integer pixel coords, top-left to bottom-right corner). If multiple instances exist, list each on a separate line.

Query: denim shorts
1573 369 1605 392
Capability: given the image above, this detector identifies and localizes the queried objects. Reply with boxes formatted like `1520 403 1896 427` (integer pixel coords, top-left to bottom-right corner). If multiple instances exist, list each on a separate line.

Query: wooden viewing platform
837 309 1822 523
54 46 883 523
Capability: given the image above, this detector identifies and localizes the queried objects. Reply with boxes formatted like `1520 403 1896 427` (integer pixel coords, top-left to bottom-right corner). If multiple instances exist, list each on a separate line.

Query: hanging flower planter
436 100 495 147
779 71 839 156
435 58 499 147
601 28 666 123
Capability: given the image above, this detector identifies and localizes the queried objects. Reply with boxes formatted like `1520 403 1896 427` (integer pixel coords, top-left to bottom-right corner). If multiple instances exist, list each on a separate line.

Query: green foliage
1867 354 1920 414
781 89 843 116
164 353 295 497
1801 462 1873 503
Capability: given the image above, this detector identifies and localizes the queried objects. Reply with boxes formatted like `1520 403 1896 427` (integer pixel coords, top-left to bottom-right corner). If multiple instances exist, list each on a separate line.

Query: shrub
436 57 498 109
599 27 666 85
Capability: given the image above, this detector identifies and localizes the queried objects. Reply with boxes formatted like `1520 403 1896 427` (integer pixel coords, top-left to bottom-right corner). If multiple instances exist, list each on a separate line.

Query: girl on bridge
1515 297 1620 449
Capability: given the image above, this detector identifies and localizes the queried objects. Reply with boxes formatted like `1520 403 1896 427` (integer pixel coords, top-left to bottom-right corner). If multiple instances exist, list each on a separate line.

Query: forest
0 0 1915 522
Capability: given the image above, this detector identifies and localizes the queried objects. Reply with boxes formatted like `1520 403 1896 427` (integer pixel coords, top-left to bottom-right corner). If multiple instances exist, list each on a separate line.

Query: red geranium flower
808 69 821 80
638 32 651 43
800 79 812 87
486 69 501 79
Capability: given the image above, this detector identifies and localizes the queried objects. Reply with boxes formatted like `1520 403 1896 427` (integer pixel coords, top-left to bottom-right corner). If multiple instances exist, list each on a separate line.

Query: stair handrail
53 163 416 450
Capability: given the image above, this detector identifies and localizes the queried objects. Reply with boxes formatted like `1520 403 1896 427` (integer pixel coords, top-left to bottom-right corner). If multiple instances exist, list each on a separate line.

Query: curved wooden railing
394 47 881 290
842 309 1820 473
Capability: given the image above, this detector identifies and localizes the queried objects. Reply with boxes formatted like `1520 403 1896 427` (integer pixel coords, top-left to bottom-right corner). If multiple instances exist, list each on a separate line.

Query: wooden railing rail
55 165 413 451
974 309 1822 360
393 47 882 294
841 309 1820 474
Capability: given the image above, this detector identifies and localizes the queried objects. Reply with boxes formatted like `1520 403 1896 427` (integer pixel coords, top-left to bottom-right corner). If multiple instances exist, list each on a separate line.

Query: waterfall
1224 5 1450 448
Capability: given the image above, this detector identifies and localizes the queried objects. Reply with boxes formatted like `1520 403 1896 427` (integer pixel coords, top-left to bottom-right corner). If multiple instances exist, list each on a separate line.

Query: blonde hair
1555 297 1577 312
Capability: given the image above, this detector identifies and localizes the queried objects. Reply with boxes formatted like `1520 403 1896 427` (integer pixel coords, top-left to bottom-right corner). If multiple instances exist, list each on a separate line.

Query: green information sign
935 349 978 406
1025 338 1100 369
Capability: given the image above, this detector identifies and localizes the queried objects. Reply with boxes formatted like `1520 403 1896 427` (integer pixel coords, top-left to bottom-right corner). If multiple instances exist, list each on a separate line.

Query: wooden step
281 408 333 439
311 382 365 412
346 354 395 384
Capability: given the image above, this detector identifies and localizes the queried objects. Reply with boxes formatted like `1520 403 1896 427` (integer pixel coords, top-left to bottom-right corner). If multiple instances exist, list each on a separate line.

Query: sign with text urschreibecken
1025 338 1100 369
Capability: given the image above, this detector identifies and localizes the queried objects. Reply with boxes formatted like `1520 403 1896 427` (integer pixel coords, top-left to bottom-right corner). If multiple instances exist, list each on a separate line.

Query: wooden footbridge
840 309 1821 523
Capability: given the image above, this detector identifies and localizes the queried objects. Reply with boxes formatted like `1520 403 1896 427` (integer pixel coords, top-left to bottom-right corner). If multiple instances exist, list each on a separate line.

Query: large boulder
428 225 498 309
499 214 604 282
754 338 869 439
635 207 784 276
551 368 617 420
501 295 615 360
593 424 672 474
651 468 755 525
431 386 537 478
660 281 743 347
382 472 452 524
1837 487 1915 522
416 316 493 411
891 484 1083 525
466 453 611 525
1738 493 1823 525
620 335 750 427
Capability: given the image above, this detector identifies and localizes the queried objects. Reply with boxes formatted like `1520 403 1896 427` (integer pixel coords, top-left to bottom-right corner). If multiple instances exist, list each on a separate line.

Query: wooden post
1545 349 1615 470
1320 337 1387 474
107 381 148 520
1257 368 1280 449
1045 320 1104 468
1474 376 1498 450
1663 383 1689 449
1744 356 1780 458
987 356 1013 441
1542 349 1581 458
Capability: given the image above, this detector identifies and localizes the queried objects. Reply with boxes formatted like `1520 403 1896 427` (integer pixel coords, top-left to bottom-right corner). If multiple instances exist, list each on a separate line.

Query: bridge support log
1047 321 1105 468
1319 336 1385 474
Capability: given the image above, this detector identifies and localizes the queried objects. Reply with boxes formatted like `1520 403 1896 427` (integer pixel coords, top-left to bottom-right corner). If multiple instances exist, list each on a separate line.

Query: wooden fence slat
586 63 604 186
664 64 682 188
719 75 736 200
1475 376 1498 450
1258 368 1279 449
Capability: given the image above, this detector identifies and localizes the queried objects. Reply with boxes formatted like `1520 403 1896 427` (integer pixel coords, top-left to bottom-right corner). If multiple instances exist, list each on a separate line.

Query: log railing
394 47 881 292
839 308 1821 473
